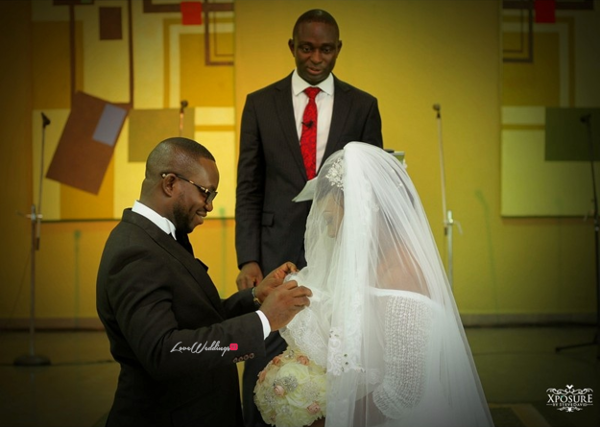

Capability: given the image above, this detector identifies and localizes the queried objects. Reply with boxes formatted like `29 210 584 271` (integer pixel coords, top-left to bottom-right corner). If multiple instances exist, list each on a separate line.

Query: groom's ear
160 173 177 197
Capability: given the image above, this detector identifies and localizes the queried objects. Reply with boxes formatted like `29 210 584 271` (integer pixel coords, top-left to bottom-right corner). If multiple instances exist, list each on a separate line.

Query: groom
235 9 384 426
97 137 312 426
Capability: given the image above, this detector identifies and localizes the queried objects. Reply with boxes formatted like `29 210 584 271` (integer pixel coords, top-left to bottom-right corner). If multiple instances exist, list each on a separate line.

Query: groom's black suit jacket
97 209 265 427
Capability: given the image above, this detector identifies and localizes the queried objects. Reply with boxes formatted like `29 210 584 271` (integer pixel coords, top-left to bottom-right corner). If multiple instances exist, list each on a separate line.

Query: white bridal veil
282 142 494 427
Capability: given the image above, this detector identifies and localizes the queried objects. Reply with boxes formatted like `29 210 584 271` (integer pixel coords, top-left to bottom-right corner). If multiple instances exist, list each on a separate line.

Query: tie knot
304 87 321 100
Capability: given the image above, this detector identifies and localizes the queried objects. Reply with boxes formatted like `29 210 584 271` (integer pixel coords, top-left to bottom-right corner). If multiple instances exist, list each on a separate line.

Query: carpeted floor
89 406 537 427
489 406 528 427
1 326 598 427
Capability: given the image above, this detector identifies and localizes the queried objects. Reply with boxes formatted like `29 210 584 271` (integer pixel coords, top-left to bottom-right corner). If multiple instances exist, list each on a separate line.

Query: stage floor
1 326 598 427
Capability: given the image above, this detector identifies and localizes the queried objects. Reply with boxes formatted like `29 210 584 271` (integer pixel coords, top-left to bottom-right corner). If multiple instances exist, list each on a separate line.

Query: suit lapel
124 210 226 317
323 76 352 167
176 246 227 318
275 74 309 181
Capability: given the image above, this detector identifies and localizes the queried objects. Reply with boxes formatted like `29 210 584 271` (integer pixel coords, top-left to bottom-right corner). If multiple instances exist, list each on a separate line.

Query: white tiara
325 157 344 189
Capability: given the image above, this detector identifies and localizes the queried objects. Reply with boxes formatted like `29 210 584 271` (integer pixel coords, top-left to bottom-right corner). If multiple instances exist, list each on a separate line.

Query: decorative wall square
99 7 122 40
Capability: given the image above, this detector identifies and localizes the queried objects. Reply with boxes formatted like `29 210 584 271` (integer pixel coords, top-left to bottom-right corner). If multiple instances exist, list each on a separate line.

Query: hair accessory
325 157 344 189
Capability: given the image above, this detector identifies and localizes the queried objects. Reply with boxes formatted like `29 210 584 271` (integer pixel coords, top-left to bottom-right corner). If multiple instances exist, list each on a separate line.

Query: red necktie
300 87 321 180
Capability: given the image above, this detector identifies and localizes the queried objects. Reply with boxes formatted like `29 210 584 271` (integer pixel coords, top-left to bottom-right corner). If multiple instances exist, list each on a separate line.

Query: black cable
0 250 31 330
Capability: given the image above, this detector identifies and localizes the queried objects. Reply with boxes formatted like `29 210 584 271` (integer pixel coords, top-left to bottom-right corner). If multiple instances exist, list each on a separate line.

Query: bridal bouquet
254 347 326 427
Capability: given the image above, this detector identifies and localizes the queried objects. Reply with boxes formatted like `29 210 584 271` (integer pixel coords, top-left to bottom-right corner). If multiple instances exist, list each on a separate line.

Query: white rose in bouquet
254 347 326 427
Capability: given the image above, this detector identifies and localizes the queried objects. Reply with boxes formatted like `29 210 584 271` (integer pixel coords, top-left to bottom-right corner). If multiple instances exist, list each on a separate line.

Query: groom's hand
270 261 299 280
236 262 263 290
253 261 298 302
259 280 312 331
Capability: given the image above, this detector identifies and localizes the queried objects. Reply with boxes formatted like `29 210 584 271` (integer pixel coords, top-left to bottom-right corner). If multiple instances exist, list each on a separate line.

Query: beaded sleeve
372 294 434 419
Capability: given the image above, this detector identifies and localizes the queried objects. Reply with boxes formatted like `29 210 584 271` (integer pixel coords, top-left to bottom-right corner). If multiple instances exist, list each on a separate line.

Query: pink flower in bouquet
258 369 267 383
297 355 310 366
307 402 320 415
274 385 285 396
272 356 282 366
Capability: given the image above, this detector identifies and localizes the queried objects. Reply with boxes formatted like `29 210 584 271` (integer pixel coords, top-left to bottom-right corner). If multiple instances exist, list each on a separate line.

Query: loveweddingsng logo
546 384 593 412
170 341 237 356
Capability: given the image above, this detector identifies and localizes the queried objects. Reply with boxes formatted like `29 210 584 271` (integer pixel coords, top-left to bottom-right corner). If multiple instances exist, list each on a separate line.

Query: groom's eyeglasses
161 172 218 204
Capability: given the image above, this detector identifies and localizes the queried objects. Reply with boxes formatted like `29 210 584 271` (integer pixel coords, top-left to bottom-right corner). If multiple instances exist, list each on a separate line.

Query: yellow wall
0 0 596 327
235 0 596 318
0 1 34 325
0 0 240 326
501 12 600 217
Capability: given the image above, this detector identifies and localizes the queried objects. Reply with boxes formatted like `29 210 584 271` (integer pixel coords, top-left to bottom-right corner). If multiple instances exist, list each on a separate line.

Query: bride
258 142 494 427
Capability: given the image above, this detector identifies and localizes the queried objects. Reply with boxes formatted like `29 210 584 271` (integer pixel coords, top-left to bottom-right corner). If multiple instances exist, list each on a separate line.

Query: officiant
234 9 383 426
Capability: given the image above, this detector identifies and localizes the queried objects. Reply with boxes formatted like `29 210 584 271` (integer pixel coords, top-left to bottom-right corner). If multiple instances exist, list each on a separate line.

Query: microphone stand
434 104 457 290
14 113 52 366
556 114 600 359
179 100 188 137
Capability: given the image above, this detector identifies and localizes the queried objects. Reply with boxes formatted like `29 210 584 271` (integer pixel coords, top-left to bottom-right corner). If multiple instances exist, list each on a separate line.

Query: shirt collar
132 200 177 239
292 69 334 97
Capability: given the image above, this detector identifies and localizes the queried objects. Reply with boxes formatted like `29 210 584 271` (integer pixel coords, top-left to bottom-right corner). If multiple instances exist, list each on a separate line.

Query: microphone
179 100 188 136
302 120 313 129
581 113 592 124
433 103 441 118
41 112 51 128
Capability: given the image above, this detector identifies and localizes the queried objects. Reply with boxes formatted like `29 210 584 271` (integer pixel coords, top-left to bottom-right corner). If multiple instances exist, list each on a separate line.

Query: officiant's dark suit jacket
97 209 265 427
236 72 383 275
235 72 383 426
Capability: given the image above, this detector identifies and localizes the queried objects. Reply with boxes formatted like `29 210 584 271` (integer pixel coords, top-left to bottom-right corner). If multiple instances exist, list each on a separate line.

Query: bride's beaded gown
278 142 493 427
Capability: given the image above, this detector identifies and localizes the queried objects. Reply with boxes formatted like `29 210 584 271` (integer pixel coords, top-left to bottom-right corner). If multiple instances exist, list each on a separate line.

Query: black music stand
555 113 600 359
14 113 52 366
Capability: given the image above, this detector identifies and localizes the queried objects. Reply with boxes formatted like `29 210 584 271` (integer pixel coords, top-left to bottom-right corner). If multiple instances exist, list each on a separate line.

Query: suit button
249 353 255 359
